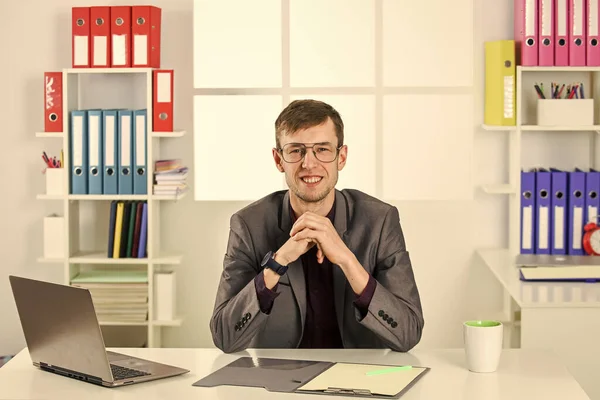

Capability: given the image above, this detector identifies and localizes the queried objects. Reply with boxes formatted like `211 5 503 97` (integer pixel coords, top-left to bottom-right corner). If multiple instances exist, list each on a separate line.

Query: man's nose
302 149 318 169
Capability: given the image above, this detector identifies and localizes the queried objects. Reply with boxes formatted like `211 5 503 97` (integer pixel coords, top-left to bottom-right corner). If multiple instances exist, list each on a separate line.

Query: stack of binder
70 109 148 196
519 167 600 281
70 270 148 323
514 0 598 66
108 200 148 259
520 168 599 255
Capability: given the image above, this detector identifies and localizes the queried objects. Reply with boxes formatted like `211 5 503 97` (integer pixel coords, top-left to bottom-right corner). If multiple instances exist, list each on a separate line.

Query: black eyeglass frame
276 142 344 164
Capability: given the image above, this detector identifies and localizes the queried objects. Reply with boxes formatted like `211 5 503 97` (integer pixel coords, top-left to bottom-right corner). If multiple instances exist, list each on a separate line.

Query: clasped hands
277 211 352 267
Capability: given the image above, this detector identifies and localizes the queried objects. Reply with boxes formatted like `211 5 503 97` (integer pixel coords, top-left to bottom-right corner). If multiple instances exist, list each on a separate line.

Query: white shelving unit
478 65 600 354
37 67 186 347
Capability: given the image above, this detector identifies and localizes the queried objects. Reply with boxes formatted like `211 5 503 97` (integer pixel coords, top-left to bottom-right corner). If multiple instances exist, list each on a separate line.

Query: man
209 99 424 353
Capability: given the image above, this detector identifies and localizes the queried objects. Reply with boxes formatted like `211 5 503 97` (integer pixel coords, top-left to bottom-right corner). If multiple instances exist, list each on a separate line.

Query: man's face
273 118 347 203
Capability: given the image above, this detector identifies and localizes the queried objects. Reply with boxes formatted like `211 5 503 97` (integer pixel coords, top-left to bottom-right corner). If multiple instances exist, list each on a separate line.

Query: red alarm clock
583 222 600 255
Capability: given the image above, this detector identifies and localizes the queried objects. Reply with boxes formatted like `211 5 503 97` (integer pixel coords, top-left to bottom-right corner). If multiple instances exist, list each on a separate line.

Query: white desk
0 347 590 400
478 248 600 400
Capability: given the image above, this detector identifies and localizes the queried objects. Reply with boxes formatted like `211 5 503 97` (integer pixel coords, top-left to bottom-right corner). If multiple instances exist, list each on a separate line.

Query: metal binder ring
575 38 583 46
159 112 168 120
48 113 57 122
558 38 566 46
95 18 104 26
540 189 548 199
122 167 130 176
526 38 535 46
116 17 124 26
137 17 145 25
574 190 583 198
523 190 532 199
106 167 114 176
90 167 98 176
590 190 598 199
74 167 82 176
76 18 84 26
555 190 564 199
137 167 145 176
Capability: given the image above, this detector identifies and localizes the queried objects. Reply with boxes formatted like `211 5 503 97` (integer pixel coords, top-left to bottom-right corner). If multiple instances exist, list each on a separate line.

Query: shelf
64 67 154 74
69 194 149 201
37 257 63 264
38 252 183 265
521 125 600 131
37 194 63 200
151 130 186 138
152 190 188 201
519 66 600 72
153 318 183 327
477 248 600 308
38 194 189 201
480 184 516 194
481 124 516 131
36 132 63 138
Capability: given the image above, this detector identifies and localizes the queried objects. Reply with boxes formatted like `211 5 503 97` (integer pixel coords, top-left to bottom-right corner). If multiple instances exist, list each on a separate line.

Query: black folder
193 357 429 398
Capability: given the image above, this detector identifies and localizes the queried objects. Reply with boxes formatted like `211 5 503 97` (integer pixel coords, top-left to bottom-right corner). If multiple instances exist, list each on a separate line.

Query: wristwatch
261 251 288 275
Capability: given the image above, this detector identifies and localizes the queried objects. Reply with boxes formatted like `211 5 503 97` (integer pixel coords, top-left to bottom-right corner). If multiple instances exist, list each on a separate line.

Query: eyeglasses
278 142 342 163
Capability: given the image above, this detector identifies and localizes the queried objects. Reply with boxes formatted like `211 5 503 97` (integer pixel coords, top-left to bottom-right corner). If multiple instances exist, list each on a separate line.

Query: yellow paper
296 362 427 397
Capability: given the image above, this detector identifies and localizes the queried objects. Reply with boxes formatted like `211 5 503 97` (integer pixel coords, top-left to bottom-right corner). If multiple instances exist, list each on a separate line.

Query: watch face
261 251 273 266
591 230 600 254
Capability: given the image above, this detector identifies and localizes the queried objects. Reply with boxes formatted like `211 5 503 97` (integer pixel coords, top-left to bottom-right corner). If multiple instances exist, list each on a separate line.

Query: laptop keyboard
110 364 151 380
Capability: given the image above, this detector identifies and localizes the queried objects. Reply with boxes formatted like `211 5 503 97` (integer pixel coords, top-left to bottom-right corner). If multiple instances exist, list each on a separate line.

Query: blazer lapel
332 190 349 337
278 191 307 337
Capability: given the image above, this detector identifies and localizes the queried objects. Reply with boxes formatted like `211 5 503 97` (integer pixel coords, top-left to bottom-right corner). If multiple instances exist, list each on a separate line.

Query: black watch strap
261 251 288 275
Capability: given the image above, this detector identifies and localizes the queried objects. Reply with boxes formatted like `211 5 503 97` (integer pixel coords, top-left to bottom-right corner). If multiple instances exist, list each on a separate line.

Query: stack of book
153 159 188 197
70 270 148 323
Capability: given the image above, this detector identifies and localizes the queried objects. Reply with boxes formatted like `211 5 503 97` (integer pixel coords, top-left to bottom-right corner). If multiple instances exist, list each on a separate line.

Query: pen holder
45 168 64 196
43 215 64 259
536 99 594 126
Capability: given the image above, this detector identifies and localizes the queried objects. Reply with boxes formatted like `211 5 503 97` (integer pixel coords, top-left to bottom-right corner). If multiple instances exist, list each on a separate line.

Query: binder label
558 0 567 35
74 36 88 66
554 206 565 249
106 115 115 165
574 0 583 36
542 0 552 36
526 0 536 36
89 115 99 166
113 35 126 66
93 36 108 66
73 115 83 165
503 76 514 118
538 206 549 250
134 35 148 65
157 72 171 102
590 0 599 36
522 205 533 250
588 205 598 224
573 206 583 249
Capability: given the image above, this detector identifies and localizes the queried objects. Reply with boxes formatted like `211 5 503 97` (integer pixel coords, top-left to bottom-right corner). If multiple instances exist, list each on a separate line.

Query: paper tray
193 356 430 399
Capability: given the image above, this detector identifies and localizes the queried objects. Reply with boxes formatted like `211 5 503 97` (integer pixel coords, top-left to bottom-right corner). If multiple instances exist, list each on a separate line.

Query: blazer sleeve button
378 310 384 317
391 321 398 328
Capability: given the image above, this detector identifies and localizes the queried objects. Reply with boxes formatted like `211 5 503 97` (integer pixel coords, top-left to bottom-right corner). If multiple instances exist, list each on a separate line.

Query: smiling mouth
301 176 322 184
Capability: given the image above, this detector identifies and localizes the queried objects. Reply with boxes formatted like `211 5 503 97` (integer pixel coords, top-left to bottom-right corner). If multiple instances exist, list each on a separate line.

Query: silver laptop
9 275 189 387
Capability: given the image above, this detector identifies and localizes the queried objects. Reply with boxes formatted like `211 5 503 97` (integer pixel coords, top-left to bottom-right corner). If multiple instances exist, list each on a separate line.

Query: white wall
0 0 512 356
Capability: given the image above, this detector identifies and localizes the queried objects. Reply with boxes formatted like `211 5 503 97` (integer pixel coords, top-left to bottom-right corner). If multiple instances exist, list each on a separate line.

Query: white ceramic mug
463 320 503 373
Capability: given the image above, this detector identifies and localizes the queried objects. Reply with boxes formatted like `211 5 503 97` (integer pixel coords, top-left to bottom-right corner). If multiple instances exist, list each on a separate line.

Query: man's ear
337 145 348 171
272 148 285 172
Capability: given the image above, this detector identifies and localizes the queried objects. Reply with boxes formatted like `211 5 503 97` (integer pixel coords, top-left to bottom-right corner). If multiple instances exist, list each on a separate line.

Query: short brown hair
274 99 344 149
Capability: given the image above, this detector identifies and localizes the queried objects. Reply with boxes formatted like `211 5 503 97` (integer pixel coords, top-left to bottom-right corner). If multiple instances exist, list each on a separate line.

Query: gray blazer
209 189 424 353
